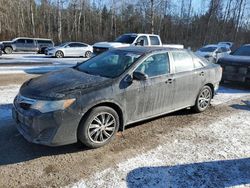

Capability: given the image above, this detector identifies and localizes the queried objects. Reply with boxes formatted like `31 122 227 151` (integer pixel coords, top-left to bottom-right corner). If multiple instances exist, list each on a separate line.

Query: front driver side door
124 52 175 123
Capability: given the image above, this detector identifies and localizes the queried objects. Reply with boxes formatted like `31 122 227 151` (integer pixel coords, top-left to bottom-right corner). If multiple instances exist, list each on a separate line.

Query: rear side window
172 51 194 73
136 53 170 77
68 43 78 47
76 43 87 47
16 39 25 43
26 39 34 44
37 40 52 45
149 36 160 45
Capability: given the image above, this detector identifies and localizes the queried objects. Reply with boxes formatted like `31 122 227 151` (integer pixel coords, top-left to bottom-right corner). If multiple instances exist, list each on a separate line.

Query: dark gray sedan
12 47 222 148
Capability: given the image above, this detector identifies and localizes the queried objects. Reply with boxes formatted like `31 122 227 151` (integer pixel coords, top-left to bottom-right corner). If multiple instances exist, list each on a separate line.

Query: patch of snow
212 86 250 105
0 85 19 120
69 110 250 188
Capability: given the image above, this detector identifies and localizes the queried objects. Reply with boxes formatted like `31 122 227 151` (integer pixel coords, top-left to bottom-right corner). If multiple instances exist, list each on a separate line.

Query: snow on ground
0 52 87 64
212 86 250 105
0 85 20 120
0 53 87 74
70 109 250 188
0 64 74 74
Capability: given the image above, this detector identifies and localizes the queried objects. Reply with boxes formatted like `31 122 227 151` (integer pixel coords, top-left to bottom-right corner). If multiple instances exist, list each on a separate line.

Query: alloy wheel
87 112 116 144
198 88 211 110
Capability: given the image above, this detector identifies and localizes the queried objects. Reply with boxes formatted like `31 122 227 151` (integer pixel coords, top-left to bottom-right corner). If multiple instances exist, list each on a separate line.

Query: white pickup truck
93 33 184 55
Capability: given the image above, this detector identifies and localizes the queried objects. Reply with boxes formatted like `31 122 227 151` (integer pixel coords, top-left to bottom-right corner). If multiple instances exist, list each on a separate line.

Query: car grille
93 47 108 55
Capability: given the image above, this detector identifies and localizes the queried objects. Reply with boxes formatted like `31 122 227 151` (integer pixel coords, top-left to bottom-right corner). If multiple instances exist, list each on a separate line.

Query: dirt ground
0 74 249 187
0 74 37 86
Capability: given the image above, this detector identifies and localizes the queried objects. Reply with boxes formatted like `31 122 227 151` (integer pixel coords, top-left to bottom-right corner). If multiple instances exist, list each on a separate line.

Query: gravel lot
0 70 249 187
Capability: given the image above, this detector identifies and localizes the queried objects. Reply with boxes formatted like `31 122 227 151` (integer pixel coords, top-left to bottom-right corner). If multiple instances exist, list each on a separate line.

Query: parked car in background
45 42 93 58
0 42 3 56
12 47 222 148
93 33 184 55
195 44 231 63
217 44 250 84
36 39 54 54
1 37 54 54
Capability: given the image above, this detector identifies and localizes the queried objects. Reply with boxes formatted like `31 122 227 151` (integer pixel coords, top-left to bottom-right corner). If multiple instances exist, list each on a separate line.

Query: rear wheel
4 47 13 54
85 51 92 58
193 85 212 113
55 50 64 58
78 106 119 148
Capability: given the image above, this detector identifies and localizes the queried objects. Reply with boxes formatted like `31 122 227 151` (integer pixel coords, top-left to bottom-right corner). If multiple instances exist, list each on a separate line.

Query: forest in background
0 0 249 49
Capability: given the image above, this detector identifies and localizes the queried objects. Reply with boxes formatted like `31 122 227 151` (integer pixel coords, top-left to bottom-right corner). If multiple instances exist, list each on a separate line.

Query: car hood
218 55 250 65
94 42 130 48
19 68 111 99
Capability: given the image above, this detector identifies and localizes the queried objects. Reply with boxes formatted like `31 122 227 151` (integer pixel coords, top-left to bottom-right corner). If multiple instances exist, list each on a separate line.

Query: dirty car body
12 47 222 148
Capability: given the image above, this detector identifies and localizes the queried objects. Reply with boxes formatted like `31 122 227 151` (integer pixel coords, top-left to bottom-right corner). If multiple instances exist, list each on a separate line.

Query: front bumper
12 100 80 146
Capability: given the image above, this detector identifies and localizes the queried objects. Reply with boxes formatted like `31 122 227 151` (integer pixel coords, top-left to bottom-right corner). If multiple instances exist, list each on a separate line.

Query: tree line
0 0 249 49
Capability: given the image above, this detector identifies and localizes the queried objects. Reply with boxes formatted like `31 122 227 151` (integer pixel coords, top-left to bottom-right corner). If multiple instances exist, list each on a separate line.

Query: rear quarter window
149 36 160 45
172 51 194 73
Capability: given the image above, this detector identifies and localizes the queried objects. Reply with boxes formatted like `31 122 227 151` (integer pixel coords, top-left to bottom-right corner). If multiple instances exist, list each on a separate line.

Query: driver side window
136 36 148 46
135 53 170 77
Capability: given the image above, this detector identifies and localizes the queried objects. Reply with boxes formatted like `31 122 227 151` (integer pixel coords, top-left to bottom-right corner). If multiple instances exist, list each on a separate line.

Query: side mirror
123 74 133 83
133 71 148 80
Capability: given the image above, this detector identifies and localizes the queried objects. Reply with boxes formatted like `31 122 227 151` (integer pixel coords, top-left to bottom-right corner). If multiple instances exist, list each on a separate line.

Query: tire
55 50 64 58
4 47 13 54
78 106 119 149
85 51 92 58
193 85 212 113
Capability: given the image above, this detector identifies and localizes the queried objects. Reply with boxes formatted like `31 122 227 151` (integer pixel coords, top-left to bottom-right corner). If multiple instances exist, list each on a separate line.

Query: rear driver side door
170 51 199 109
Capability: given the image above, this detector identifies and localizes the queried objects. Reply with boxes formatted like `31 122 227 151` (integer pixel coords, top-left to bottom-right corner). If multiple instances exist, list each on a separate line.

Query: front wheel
193 86 212 113
78 106 119 148
55 50 64 58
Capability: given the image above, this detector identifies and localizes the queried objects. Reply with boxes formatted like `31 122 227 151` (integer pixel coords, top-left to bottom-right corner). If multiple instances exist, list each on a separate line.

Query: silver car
195 44 231 63
46 42 93 58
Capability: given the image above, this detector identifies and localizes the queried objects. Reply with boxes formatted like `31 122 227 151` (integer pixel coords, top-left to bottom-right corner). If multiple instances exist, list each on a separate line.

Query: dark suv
2 37 54 54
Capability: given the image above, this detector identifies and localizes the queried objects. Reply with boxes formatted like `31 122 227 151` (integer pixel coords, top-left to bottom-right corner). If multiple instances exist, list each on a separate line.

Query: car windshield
76 50 143 78
231 46 250 56
115 34 137 44
199 47 217 52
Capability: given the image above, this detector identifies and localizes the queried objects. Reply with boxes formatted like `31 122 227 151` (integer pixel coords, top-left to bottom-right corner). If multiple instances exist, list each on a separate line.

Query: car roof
13 37 52 41
203 44 219 48
114 46 184 53
122 33 159 37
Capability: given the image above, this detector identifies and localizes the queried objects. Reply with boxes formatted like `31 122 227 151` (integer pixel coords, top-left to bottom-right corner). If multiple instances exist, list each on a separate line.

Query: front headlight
30 98 75 113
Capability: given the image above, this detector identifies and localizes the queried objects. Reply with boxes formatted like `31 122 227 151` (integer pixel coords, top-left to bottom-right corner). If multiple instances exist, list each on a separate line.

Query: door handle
165 78 174 84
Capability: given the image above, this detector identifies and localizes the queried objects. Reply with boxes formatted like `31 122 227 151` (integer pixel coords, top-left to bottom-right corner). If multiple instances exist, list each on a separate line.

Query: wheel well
78 102 124 132
205 83 215 97
4 46 13 50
